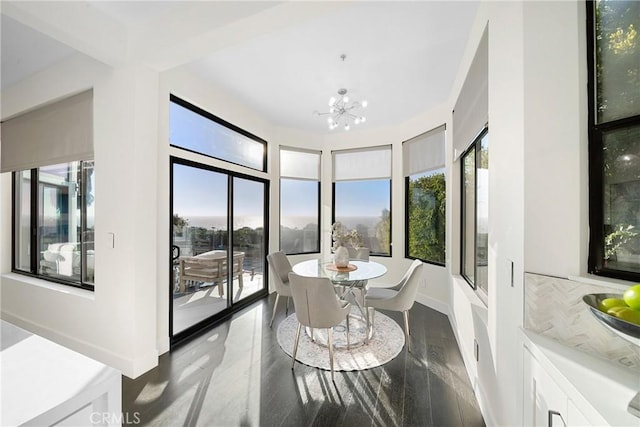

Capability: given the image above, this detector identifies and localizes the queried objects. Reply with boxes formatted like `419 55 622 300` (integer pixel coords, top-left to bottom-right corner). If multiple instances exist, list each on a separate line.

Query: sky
334 180 390 217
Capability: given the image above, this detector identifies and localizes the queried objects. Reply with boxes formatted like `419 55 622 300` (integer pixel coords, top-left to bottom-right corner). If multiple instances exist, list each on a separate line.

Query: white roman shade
403 125 446 176
1 90 93 173
333 145 391 181
453 27 488 158
280 147 321 180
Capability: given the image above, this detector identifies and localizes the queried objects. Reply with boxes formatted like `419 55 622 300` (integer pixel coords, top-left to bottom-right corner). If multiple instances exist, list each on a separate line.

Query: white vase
333 245 350 268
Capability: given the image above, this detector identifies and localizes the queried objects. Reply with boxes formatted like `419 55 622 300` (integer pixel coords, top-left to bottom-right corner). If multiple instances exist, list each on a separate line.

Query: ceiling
1 1 479 134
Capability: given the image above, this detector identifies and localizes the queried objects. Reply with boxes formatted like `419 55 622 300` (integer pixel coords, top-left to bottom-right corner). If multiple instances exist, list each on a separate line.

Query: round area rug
277 309 405 371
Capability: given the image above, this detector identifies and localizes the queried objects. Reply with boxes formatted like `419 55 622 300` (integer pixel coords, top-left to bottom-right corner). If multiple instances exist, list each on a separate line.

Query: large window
169 94 270 342
333 146 392 256
588 1 640 280
169 95 267 172
404 125 446 264
13 161 95 289
461 130 489 295
280 148 320 254
4 91 95 290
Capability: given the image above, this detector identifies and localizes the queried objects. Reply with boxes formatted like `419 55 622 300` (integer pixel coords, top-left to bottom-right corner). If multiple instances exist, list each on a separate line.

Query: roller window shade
1 90 93 173
403 125 446 176
280 147 321 180
333 145 391 181
453 27 488 158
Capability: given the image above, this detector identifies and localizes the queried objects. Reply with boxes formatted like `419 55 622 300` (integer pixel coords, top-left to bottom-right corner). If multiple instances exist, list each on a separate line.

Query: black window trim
11 164 95 291
404 174 446 267
586 0 640 281
169 155 270 346
169 94 268 173
279 178 321 255
460 127 489 291
331 179 393 258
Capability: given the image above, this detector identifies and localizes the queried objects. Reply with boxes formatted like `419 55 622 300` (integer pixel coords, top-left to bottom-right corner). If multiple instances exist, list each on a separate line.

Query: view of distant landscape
279 215 388 254
185 215 264 230
336 215 390 255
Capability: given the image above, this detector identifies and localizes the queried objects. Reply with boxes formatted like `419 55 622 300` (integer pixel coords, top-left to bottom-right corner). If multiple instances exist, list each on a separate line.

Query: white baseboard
447 309 495 427
415 293 450 316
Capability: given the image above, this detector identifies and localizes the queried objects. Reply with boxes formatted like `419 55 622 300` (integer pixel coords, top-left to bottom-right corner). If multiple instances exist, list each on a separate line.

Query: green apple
607 306 640 325
623 284 640 310
598 297 628 312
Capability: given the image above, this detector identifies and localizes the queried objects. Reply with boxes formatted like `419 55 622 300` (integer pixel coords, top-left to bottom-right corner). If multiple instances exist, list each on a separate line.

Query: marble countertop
523 329 639 426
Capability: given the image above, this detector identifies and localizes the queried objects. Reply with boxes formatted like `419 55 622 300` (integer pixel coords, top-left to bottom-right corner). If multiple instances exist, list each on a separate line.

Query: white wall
523 1 588 278
1 55 160 378
446 2 588 426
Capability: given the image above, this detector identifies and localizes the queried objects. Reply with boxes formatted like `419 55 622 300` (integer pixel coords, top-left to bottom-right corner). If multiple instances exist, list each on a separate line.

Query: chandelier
315 88 368 131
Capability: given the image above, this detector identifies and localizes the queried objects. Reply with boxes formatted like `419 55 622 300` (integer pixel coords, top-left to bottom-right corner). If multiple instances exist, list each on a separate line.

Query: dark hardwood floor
123 293 485 426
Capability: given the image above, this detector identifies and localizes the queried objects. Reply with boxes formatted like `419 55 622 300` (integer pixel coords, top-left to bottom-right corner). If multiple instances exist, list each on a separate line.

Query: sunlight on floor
173 272 264 333
134 380 168 405
212 304 264 425
178 354 211 383
185 289 209 305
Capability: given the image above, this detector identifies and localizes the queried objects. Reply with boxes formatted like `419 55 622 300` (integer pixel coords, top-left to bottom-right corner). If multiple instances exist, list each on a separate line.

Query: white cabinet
567 399 592 427
1 321 122 426
523 331 640 427
524 347 590 427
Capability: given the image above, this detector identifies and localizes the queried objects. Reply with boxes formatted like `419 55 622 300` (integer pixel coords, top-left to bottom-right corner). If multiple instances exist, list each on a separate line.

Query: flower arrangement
331 222 362 251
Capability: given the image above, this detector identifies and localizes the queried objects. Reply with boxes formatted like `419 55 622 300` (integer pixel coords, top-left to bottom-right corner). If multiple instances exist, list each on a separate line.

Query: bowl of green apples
583 284 640 346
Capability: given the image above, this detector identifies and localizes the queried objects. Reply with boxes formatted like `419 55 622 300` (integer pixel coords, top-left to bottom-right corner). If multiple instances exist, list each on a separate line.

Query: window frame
460 128 489 299
169 155 270 344
402 126 447 266
331 179 393 257
278 146 321 255
405 170 446 266
11 161 95 291
279 178 321 255
586 0 640 281
169 94 268 172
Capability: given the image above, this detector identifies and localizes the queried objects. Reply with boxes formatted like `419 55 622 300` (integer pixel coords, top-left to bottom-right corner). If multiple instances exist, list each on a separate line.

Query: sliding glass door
170 158 268 341
232 177 266 303
171 162 229 335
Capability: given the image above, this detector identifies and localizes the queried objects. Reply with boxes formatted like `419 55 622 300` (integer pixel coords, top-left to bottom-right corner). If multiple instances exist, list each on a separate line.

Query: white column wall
0 55 160 378
523 1 588 278
447 2 588 426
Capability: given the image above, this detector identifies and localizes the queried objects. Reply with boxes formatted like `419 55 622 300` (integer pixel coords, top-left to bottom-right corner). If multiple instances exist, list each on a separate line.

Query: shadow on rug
276 309 405 371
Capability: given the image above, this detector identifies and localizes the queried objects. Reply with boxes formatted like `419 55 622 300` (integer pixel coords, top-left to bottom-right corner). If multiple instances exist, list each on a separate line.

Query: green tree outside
408 172 446 264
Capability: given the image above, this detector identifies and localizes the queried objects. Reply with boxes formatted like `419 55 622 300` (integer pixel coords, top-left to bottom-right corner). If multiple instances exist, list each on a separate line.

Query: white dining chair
364 259 423 352
266 251 293 328
288 272 351 382
342 247 370 306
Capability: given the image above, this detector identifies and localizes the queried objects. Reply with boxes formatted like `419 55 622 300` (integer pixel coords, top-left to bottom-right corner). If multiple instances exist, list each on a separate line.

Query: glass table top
292 259 387 283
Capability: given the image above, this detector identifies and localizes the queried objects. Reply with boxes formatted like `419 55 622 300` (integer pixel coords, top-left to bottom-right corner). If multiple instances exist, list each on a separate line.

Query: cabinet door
524 349 568 427
567 399 591 427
